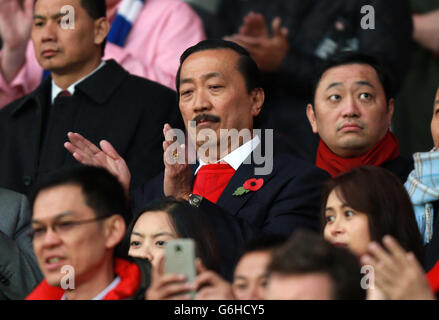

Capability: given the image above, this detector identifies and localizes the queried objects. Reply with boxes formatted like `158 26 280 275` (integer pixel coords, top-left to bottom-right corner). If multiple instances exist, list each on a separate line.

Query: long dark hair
320 166 424 264
121 197 221 273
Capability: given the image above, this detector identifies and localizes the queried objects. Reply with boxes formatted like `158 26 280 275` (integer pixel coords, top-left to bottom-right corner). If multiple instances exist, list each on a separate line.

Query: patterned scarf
405 149 439 244
107 0 146 47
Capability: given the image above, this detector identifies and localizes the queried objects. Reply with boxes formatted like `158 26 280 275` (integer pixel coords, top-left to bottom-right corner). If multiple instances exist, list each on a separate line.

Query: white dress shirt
195 134 261 175
51 61 106 104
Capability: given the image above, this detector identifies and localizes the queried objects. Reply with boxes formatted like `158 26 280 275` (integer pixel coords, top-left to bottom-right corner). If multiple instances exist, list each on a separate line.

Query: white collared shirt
51 61 106 104
195 134 261 175
60 276 121 300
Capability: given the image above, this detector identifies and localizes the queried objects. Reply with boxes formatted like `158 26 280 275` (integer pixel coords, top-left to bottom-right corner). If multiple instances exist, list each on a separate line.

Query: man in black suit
0 0 181 195
66 40 329 278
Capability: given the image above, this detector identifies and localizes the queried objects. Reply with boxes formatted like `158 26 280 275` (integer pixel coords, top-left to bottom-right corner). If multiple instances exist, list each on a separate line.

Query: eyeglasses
29 215 111 240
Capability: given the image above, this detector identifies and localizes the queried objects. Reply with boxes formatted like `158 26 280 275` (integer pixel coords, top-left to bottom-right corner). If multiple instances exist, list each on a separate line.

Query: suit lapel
216 155 276 216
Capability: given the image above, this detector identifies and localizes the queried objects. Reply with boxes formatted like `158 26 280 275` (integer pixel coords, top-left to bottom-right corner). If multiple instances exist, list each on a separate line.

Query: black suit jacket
381 155 414 183
0 60 183 194
133 139 330 278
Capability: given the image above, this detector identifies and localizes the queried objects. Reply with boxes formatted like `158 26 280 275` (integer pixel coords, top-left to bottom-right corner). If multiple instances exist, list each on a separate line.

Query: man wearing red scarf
65 40 330 279
306 52 413 181
26 166 150 300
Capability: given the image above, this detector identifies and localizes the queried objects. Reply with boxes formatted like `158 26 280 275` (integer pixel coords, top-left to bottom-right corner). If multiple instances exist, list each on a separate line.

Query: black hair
121 197 221 273
268 229 366 300
176 39 262 95
34 0 107 56
311 52 394 106
30 166 128 221
233 234 287 272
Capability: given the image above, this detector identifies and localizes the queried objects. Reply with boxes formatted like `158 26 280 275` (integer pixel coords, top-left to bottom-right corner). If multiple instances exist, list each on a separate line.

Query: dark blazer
0 188 43 300
0 60 183 195
381 155 414 183
133 138 330 278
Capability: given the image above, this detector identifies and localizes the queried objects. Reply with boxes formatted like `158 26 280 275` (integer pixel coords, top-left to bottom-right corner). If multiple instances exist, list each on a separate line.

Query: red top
26 258 141 300
427 260 439 293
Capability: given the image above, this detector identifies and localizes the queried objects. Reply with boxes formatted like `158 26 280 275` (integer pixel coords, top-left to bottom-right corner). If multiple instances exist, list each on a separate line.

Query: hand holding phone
165 238 197 299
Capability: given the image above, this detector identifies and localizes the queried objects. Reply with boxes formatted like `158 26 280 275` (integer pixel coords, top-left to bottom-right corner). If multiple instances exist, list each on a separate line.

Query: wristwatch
188 194 203 208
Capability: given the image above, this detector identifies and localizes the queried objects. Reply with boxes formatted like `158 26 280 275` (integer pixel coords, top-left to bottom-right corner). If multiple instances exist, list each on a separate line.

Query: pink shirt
0 0 205 108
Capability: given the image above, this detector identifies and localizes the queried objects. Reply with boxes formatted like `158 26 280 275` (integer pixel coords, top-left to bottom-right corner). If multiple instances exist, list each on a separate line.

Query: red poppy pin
233 178 264 196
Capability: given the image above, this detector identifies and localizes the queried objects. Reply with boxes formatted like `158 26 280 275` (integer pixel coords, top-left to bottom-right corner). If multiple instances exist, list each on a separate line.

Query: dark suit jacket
0 188 43 300
0 60 183 195
381 155 414 183
133 140 330 278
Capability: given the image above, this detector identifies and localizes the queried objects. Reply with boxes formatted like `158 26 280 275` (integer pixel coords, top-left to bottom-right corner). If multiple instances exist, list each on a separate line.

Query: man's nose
193 90 212 112
341 96 361 118
41 227 62 247
41 20 58 42
249 283 265 300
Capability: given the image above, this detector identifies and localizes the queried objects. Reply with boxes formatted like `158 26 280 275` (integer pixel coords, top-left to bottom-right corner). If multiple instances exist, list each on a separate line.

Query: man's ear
387 98 395 128
306 104 319 134
250 88 265 117
104 215 126 249
94 17 110 47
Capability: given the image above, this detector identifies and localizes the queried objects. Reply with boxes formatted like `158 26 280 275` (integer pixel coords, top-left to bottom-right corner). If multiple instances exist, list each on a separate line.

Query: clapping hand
0 0 33 82
162 124 192 201
361 235 435 300
413 9 439 54
225 12 289 72
64 132 131 197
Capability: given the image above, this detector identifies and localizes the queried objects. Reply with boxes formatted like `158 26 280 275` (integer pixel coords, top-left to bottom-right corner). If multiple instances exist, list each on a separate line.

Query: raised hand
0 0 33 82
194 260 235 300
64 132 131 197
239 12 269 38
162 123 192 201
145 255 194 300
225 15 289 72
361 235 435 300
413 10 439 54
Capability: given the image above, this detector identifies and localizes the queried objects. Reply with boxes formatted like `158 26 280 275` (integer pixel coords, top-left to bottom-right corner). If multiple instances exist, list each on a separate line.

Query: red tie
57 90 72 98
192 163 236 204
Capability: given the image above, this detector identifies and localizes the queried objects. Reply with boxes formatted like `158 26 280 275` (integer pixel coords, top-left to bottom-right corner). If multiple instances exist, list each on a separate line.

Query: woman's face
232 250 271 300
323 190 371 257
128 210 178 267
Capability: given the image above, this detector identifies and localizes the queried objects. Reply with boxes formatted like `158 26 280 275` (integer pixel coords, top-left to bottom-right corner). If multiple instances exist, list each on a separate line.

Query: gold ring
172 152 180 160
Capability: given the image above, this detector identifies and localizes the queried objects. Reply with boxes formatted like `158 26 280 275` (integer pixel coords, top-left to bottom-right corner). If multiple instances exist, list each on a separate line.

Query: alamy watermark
361 5 375 30
60 5 75 30
164 122 274 176
360 265 375 290
60 265 75 290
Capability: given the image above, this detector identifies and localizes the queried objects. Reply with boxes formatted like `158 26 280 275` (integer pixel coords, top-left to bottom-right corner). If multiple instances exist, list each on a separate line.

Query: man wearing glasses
26 166 150 300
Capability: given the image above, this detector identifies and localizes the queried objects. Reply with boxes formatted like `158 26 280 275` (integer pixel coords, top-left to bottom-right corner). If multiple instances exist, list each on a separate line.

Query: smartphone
165 238 196 299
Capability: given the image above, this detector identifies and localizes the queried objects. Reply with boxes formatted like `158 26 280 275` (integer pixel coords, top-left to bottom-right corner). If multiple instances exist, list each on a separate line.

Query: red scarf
428 260 439 293
192 163 236 204
316 131 400 178
26 258 141 300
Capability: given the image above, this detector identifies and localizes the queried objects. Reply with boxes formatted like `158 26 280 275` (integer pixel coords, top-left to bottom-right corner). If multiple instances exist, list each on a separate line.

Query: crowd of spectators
0 0 438 300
